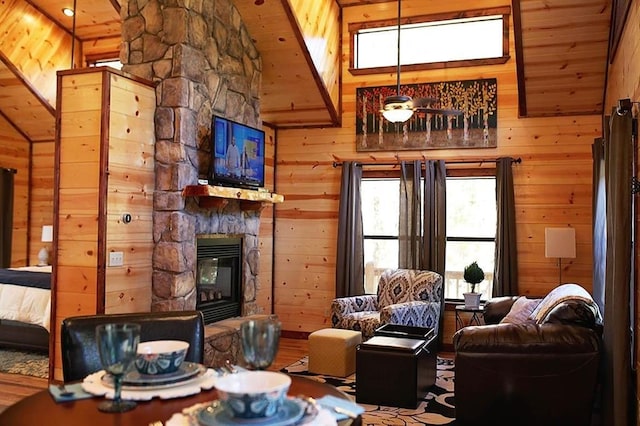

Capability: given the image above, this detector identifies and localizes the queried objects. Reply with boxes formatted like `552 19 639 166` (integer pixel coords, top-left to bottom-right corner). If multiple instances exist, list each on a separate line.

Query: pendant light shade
382 95 414 122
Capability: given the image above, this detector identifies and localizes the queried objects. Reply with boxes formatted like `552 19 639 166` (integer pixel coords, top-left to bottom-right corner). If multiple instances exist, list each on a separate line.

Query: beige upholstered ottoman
308 328 362 377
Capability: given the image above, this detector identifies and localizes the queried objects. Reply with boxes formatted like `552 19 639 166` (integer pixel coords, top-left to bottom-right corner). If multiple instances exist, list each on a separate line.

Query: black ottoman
356 334 437 408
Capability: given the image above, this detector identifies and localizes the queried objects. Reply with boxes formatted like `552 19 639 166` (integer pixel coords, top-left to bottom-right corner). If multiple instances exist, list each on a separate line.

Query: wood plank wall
257 126 277 312
602 0 640 414
29 142 55 266
52 68 155 381
0 117 29 266
272 0 601 344
0 0 75 107
288 0 342 114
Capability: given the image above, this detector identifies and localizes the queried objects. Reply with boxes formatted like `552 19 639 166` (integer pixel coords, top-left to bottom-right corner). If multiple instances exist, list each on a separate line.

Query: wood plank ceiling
0 0 612 143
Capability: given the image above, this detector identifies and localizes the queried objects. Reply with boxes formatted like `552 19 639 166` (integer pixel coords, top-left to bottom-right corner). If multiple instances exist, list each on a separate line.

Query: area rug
0 349 49 378
282 356 456 425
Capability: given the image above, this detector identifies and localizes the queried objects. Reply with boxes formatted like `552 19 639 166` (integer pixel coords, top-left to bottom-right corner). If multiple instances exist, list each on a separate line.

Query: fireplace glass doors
196 237 242 324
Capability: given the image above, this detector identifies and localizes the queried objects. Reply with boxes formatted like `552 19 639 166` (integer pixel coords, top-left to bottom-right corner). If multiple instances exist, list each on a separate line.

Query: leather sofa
453 284 602 426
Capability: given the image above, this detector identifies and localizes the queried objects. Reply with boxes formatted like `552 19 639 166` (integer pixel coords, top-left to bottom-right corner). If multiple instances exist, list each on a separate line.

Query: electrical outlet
109 251 124 267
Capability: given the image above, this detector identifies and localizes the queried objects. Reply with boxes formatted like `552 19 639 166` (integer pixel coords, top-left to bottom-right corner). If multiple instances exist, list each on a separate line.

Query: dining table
0 374 362 425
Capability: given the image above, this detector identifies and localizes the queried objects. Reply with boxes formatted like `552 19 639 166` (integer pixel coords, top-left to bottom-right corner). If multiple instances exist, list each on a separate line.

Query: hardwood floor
0 337 310 414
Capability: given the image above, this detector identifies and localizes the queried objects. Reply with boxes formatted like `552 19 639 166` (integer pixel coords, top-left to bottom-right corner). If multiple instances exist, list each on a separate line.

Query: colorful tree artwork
356 78 497 151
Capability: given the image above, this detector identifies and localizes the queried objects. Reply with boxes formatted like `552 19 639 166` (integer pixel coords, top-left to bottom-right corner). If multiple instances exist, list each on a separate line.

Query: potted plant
463 261 485 308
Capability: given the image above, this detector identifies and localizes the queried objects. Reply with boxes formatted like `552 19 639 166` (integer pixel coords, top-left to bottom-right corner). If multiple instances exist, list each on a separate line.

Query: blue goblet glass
240 317 281 370
96 323 141 413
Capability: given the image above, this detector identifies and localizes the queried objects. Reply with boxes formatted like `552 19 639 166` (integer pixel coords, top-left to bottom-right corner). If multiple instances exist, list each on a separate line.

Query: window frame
361 166 496 300
348 6 511 75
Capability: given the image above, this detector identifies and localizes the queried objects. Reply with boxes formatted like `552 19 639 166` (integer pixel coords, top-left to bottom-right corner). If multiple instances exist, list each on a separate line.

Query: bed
0 265 51 352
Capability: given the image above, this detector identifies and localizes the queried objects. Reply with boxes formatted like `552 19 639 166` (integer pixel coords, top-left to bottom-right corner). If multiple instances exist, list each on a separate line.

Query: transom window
349 7 510 74
361 173 496 300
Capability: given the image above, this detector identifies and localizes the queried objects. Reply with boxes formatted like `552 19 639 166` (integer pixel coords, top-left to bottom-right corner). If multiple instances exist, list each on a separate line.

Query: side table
455 305 485 331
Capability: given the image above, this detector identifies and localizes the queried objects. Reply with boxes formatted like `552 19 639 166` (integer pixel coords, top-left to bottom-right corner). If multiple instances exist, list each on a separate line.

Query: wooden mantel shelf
182 185 284 211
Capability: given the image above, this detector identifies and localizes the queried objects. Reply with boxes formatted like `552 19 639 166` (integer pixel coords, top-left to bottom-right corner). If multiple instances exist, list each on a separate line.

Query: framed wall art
356 78 498 151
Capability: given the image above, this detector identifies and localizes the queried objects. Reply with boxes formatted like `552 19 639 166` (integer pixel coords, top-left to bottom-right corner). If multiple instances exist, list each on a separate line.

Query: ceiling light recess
62 7 74 17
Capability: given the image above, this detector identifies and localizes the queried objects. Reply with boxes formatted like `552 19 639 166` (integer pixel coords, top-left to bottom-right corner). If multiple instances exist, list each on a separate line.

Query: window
361 172 496 300
349 7 510 74
361 179 399 294
445 177 496 300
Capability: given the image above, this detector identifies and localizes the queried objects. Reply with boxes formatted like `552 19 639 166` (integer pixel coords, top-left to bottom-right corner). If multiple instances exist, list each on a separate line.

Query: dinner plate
101 362 206 389
197 399 305 426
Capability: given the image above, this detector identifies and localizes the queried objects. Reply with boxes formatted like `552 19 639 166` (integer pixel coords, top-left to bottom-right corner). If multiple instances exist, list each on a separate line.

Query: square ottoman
308 328 362 377
356 334 437 408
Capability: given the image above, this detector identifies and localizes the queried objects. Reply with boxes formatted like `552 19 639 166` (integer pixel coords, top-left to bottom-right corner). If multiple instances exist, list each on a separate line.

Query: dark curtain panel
399 160 446 348
592 137 606 316
398 160 446 274
335 162 365 297
493 157 518 296
0 168 14 268
399 160 423 269
422 160 447 275
601 110 633 426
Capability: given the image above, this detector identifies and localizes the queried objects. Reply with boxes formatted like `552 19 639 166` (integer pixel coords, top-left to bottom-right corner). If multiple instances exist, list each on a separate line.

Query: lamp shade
41 225 53 243
382 108 414 123
544 227 576 258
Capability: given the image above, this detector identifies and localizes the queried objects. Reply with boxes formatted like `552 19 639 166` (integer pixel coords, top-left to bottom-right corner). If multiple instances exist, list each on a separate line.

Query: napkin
316 395 365 421
49 383 94 403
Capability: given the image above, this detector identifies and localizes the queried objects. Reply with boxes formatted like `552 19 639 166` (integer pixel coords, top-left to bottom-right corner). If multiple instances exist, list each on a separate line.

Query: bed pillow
529 283 595 324
499 296 541 324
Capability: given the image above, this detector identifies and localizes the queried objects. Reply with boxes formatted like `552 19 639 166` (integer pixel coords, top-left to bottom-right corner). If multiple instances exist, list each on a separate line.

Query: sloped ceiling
0 0 612 144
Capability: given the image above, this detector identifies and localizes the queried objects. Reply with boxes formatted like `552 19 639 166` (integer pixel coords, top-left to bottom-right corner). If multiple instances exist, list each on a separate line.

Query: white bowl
215 371 291 419
134 340 190 375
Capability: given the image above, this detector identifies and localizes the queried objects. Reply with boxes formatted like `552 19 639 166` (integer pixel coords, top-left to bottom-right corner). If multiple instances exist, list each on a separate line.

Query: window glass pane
355 16 503 69
446 178 496 238
364 239 398 294
445 241 494 300
361 180 399 236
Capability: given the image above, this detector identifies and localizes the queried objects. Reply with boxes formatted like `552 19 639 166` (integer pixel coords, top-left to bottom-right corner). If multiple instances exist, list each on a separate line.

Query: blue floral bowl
134 340 189 375
216 371 291 419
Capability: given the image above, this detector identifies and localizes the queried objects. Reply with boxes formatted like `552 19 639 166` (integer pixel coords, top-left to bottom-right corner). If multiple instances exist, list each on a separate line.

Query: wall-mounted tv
209 115 265 189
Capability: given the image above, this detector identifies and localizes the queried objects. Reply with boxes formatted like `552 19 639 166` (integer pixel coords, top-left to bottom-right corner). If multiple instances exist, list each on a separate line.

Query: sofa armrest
482 296 520 324
453 323 600 354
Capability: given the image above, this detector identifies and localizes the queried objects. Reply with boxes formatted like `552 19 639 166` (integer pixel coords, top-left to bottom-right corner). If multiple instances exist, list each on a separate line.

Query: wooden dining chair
60 310 205 382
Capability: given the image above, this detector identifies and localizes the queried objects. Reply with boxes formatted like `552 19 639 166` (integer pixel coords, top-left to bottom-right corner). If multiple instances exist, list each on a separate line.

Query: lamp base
37 246 49 266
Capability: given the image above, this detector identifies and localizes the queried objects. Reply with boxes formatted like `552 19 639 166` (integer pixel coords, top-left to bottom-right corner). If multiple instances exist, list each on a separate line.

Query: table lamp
544 227 576 284
38 225 53 266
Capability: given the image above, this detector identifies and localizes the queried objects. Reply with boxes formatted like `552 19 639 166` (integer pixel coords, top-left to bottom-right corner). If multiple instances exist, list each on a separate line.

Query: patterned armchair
331 269 444 339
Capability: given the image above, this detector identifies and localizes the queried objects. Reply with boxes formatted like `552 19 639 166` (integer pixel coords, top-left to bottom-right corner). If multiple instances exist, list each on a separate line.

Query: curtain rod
1 168 17 174
332 157 522 168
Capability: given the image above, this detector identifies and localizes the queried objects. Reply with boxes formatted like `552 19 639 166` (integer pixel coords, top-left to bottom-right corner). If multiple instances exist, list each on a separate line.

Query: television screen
209 116 265 189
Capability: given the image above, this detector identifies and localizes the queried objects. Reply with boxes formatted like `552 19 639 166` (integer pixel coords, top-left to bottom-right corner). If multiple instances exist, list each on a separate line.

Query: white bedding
0 266 51 332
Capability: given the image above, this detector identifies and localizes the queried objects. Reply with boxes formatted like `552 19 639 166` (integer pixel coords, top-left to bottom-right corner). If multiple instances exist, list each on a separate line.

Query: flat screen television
209 115 265 189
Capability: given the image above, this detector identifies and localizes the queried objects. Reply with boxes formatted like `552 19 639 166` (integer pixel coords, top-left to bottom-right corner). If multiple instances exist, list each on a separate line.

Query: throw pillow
529 283 595 324
499 296 541 324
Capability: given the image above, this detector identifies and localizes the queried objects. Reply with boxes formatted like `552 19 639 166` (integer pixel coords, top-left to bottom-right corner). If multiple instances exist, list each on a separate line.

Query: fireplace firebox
196 237 242 324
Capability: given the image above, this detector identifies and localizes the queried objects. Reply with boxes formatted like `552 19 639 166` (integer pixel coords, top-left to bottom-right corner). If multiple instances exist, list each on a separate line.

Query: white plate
82 368 217 400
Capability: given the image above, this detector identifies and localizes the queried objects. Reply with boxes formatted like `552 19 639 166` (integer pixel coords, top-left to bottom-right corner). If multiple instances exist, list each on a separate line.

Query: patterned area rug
0 349 48 378
282 356 456 425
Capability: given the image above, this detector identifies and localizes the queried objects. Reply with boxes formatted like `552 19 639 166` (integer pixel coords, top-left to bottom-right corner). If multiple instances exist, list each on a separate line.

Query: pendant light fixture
381 0 414 123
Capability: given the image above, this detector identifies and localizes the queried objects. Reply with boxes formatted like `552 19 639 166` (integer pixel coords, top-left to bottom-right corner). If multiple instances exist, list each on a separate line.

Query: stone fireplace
120 0 267 329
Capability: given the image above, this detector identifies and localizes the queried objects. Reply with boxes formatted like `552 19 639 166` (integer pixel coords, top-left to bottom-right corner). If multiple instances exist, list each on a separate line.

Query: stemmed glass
240 316 281 370
96 323 141 413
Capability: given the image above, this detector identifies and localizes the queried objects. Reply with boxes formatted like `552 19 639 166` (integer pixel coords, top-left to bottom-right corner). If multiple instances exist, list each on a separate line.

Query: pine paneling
273 0 601 345
0 116 29 266
52 68 155 381
29 142 55 266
